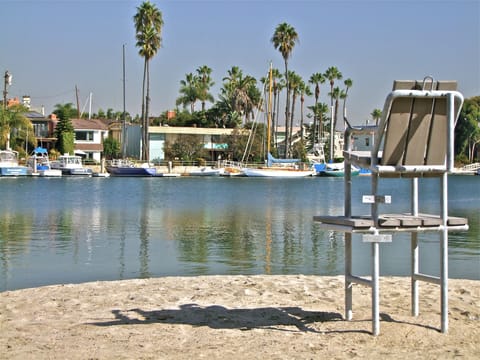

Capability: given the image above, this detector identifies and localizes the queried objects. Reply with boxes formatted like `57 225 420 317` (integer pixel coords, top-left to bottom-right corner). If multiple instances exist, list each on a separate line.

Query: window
76 131 94 141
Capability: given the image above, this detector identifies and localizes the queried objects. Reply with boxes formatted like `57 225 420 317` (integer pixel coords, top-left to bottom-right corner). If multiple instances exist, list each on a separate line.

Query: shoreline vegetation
1 275 479 359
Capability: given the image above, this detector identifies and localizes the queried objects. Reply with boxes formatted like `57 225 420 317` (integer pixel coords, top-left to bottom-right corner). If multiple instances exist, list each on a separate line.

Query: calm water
0 175 479 291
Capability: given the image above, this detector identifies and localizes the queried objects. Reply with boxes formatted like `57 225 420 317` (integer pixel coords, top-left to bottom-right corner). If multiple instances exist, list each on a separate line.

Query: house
71 118 108 163
148 126 240 162
24 111 57 150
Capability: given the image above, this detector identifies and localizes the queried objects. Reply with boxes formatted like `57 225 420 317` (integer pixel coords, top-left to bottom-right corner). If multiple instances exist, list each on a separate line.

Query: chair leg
372 241 380 336
345 233 353 321
411 233 419 317
440 173 449 333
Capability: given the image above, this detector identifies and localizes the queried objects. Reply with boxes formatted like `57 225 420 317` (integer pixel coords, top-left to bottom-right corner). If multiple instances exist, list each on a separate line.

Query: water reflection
0 176 478 291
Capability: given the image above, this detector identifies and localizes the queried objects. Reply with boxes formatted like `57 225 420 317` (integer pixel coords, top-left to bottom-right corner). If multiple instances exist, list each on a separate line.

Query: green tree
176 72 199 113
103 137 120 159
0 104 32 151
134 1 163 161
220 66 258 123
53 103 75 155
370 108 382 126
272 22 299 158
299 80 311 142
456 96 480 163
164 134 206 162
324 66 343 161
287 71 302 152
196 65 215 112
342 78 353 127
53 102 78 120
309 72 326 146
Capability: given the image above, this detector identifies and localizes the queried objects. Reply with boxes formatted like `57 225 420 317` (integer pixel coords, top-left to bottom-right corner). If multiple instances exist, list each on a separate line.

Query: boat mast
122 44 127 158
75 85 81 118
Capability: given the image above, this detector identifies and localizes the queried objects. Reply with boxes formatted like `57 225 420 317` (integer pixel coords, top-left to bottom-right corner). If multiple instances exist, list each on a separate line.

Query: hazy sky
1 0 479 125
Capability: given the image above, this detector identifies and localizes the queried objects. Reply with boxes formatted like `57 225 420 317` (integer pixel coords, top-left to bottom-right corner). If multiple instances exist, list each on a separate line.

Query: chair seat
314 213 468 232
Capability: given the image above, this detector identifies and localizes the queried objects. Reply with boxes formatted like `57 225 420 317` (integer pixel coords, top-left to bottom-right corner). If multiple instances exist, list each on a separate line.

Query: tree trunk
141 59 147 161
143 60 150 162
284 59 290 158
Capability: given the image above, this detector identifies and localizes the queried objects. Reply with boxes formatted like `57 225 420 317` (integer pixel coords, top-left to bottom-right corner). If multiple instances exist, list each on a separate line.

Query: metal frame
315 80 467 335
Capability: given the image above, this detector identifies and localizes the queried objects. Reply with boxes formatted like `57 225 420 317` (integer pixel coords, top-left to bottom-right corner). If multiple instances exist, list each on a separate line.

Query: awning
74 150 87 155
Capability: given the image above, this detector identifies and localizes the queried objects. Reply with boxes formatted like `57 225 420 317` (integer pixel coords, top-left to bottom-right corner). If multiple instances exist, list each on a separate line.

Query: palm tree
324 66 343 161
196 65 215 112
342 78 353 128
134 1 163 161
221 66 258 124
0 104 32 151
299 80 311 142
272 22 299 158
307 102 329 149
309 72 325 146
371 109 382 125
176 73 198 113
288 71 302 152
272 69 284 151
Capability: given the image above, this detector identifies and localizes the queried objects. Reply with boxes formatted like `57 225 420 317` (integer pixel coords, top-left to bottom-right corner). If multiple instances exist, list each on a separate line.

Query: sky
1 0 479 125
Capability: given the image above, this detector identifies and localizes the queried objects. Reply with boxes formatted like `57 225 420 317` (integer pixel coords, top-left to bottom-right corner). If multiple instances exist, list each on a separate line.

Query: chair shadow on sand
89 304 439 334
90 304 349 333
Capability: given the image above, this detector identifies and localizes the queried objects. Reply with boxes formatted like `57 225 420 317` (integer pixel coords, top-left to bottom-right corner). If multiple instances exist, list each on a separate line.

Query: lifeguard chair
314 77 469 335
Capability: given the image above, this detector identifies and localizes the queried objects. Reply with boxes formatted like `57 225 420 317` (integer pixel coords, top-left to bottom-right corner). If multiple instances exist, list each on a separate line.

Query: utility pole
3 70 12 149
122 44 127 158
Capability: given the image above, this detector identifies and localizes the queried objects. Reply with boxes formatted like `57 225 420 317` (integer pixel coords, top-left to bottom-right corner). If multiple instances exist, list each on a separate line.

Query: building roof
149 126 243 135
75 143 104 152
72 118 108 131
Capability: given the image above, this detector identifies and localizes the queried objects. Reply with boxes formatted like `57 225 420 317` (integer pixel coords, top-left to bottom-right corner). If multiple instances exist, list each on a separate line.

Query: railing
461 162 480 171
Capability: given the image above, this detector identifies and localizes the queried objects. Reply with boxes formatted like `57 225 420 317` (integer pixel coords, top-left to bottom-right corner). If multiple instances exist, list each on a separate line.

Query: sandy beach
1 275 479 359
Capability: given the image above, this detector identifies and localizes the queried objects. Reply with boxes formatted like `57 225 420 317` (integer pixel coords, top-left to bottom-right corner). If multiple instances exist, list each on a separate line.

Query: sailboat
241 64 314 178
242 153 314 177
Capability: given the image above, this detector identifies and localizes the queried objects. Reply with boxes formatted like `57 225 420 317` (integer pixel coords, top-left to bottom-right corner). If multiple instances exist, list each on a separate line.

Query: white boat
51 154 93 176
313 162 360 177
242 153 314 178
187 167 222 176
242 167 314 178
0 149 29 176
27 147 62 177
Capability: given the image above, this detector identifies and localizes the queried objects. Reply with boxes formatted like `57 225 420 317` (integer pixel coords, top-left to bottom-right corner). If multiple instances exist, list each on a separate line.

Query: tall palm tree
134 1 163 161
342 78 353 128
272 69 284 152
272 23 299 158
288 71 302 152
324 66 343 161
309 72 325 146
196 65 215 112
299 80 311 142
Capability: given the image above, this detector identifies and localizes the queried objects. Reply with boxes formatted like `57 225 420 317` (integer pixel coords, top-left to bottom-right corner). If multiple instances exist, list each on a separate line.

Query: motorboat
106 159 157 177
0 149 29 176
51 154 93 176
27 147 62 177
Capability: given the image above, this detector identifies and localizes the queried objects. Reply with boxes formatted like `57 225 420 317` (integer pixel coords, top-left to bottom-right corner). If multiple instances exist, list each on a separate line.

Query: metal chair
314 77 468 335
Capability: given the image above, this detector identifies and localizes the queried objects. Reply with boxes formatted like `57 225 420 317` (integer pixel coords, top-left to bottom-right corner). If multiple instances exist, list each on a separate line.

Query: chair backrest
380 79 459 168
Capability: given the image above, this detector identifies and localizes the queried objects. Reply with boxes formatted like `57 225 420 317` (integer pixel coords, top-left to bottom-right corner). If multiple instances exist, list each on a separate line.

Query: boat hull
0 166 29 176
61 168 93 176
242 167 313 178
106 166 157 177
